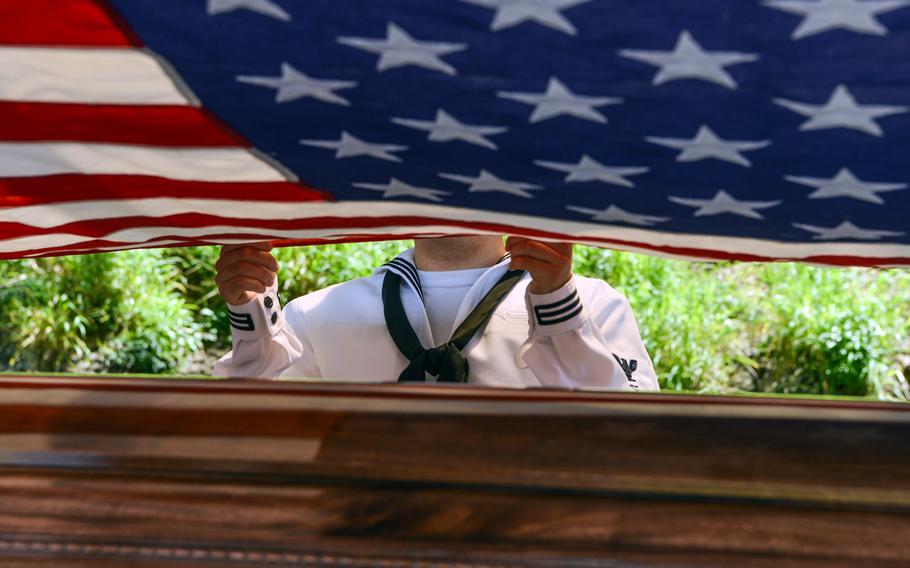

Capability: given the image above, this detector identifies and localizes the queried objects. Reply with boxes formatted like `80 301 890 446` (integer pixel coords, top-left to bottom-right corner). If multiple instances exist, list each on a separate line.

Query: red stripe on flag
0 0 139 47
0 176 332 207
0 103 248 147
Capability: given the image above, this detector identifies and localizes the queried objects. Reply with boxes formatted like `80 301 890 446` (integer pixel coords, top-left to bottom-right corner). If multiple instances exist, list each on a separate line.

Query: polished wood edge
0 375 907 419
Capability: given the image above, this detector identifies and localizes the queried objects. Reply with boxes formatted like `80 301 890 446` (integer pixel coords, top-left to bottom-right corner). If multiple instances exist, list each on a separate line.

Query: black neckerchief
382 265 524 383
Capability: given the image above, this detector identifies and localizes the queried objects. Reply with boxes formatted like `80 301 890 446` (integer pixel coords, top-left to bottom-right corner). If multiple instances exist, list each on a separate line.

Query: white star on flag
774 84 908 137
646 125 771 167
338 23 467 76
459 0 594 36
619 30 759 89
300 131 408 162
535 155 649 187
439 170 542 198
566 205 670 226
763 0 910 40
793 220 906 240
497 77 623 124
207 0 291 21
669 190 782 219
354 178 451 202
392 110 508 150
236 63 356 105
785 168 907 204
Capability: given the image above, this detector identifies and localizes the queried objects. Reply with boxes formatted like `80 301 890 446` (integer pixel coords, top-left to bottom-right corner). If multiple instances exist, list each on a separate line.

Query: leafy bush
0 255 116 371
0 250 206 374
95 250 209 374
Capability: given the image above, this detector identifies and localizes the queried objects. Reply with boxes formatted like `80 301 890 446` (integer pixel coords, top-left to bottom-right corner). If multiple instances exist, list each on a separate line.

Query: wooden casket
0 375 907 566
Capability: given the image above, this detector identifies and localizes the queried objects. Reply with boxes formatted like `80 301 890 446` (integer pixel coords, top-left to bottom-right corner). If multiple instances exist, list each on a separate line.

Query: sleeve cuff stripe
537 304 582 325
227 310 255 331
536 294 580 316
534 289 578 311
229 320 254 332
535 296 581 320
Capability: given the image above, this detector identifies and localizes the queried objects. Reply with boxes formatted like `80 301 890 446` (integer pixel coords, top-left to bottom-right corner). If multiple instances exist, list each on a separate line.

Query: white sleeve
514 277 659 391
212 284 318 379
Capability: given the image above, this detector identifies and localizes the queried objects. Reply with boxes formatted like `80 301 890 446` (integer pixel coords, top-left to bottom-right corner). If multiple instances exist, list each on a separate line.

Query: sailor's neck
413 236 506 272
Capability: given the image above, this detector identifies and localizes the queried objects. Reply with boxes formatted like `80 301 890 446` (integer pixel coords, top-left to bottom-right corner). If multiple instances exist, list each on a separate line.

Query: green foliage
572 248 910 399
0 250 206 374
0 255 115 370
744 264 910 400
1 241 908 400
168 246 225 346
95 250 209 374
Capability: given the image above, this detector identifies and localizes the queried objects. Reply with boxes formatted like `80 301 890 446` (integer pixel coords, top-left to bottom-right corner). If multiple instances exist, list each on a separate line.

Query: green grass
2 242 908 400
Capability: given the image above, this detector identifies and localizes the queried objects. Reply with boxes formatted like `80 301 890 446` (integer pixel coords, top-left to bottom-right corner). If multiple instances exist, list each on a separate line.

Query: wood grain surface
0 375 907 567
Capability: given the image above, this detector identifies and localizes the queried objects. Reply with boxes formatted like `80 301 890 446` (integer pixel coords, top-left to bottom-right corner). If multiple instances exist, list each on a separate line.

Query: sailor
213 236 658 390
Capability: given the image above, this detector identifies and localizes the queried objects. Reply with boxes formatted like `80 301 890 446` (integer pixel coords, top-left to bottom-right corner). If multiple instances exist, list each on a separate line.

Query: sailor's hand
505 237 573 294
215 242 278 305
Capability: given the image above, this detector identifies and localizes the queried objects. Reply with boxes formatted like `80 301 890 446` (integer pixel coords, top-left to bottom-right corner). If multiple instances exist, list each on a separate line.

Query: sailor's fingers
506 238 573 294
506 238 572 266
216 245 278 274
217 277 268 306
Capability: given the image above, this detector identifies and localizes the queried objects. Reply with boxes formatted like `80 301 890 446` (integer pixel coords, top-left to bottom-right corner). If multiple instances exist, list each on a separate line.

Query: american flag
2 0 909 266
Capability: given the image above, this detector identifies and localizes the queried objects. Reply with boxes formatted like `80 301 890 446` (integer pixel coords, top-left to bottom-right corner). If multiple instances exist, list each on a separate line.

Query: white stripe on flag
0 225 464 254
0 233 99 253
0 143 287 182
0 47 190 105
23 241 189 256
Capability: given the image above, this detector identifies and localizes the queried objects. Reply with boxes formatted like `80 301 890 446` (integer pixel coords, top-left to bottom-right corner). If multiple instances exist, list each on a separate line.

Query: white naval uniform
214 249 659 391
